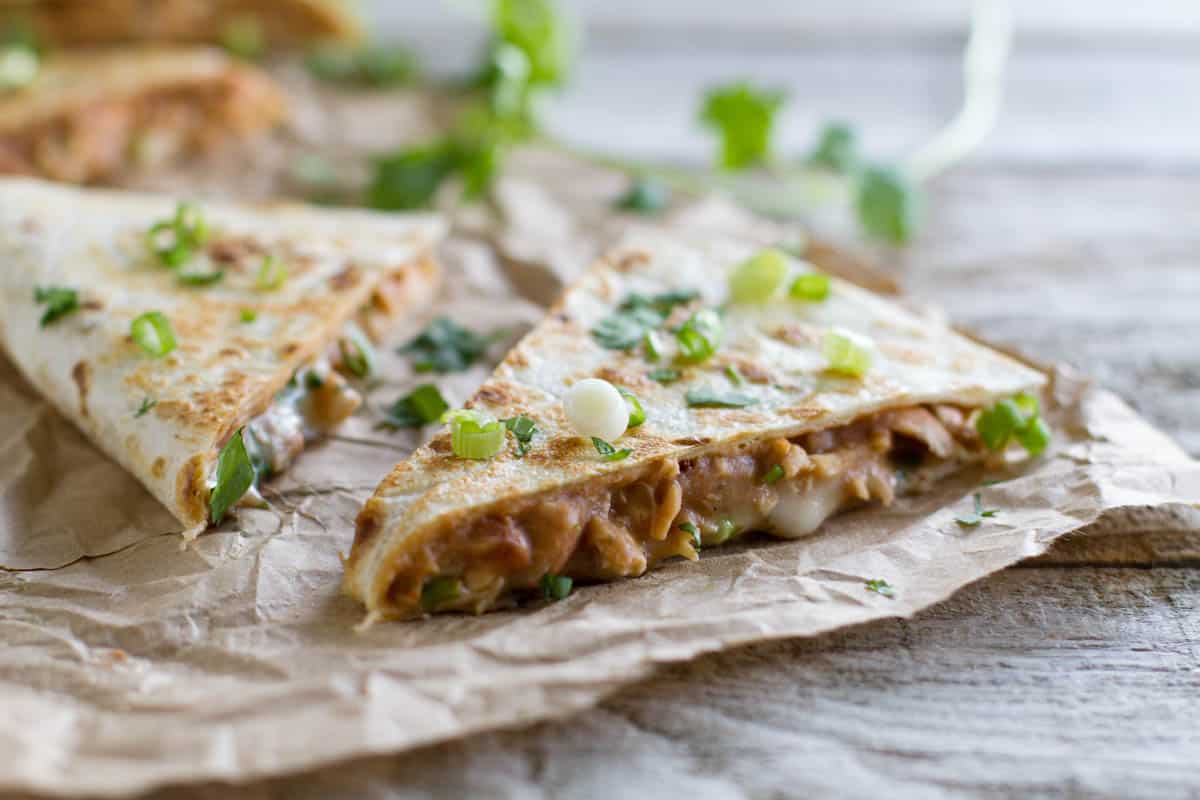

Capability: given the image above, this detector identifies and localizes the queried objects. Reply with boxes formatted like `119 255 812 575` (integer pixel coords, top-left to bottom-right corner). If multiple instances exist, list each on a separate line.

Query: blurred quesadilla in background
0 0 358 50
0 177 444 535
345 234 1051 620
0 47 286 184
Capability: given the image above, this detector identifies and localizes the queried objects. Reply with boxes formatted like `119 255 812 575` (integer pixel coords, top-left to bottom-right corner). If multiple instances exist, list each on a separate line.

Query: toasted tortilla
1 0 358 48
0 47 286 183
345 233 1047 620
0 177 443 535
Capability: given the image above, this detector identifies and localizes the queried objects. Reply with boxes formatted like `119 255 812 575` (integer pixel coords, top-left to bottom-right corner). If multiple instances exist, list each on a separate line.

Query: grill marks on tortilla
71 360 91 418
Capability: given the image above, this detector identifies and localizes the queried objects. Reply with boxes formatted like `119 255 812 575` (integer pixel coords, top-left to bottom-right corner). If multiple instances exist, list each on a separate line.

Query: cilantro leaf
367 143 458 211
685 386 757 408
955 492 999 528
808 122 859 173
649 367 681 384
33 286 79 327
381 384 449 429
698 82 787 170
856 166 923 245
503 415 537 456
134 397 156 418
591 437 631 462
400 318 500 373
591 290 700 351
865 578 895 597
306 44 417 88
615 175 670 214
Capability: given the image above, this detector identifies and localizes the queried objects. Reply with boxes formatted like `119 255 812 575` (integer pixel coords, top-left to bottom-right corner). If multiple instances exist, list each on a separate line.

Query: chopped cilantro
808 122 859 173
33 286 79 327
540 572 573 601
420 576 461 611
865 578 895 597
955 491 999 528
209 428 256 524
503 414 538 456
382 384 449 429
615 175 670 214
400 318 500 373
592 437 632 462
685 386 757 409
698 81 787 170
134 397 156 418
591 290 700 351
714 518 736 544
649 367 681 384
306 43 418 87
856 166 922 245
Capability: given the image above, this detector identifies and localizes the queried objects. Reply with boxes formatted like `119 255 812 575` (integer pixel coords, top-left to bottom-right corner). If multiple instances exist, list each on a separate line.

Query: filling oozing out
0 72 277 182
392 403 985 615
205 324 370 515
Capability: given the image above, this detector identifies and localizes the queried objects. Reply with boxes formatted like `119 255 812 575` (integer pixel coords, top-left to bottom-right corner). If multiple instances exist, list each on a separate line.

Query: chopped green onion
420 576 461 611
145 203 208 269
675 309 723 364
256 255 287 291
642 331 662 362
763 464 785 484
649 367 681 384
808 122 859 173
856 166 922 245
383 384 449 429
823 326 873 378
448 410 505 460
1015 416 1052 456
592 437 632 462
503 415 538 456
714 517 736 544
33 286 79 327
789 272 831 302
685 386 757 409
130 311 177 357
865 578 895 597
540 573 573 601
724 365 745 386
338 324 377 380
617 388 646 428
615 175 670 214
729 248 788 304
209 428 256 524
134 398 156 418
177 268 224 287
0 43 39 92
679 521 701 550
303 370 324 390
239 309 257 323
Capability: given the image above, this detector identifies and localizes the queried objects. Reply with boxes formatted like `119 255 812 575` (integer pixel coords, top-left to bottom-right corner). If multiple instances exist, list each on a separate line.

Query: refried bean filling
387 403 986 615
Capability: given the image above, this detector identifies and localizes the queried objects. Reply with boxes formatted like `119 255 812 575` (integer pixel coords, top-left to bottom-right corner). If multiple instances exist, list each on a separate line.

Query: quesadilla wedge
345 234 1049 620
0 177 443 536
0 48 285 184
2 0 358 49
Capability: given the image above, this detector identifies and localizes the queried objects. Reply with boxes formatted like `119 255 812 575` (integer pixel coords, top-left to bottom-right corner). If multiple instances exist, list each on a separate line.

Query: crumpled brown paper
2 133 1198 797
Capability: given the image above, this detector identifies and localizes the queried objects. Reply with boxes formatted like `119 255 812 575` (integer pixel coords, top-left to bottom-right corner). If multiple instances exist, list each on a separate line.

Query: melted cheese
765 477 847 540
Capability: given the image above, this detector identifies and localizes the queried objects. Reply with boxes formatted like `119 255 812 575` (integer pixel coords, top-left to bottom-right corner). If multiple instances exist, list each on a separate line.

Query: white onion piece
563 378 628 441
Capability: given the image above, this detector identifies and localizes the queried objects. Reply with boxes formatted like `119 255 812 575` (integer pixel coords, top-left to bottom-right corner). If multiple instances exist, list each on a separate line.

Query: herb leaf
134 397 156 418
178 268 225 287
615 175 670 214
421 576 461 611
865 578 895 597
368 143 458 211
33 286 79 327
592 437 632 462
306 44 417 88
685 386 757 409
503 415 538 456
382 384 449 429
763 464 785 484
679 521 701 549
209 428 257 524
856 166 922 245
699 82 787 170
808 122 859 173
955 492 999 528
400 318 499 373
675 309 724 364
649 367 681 384
591 290 700 351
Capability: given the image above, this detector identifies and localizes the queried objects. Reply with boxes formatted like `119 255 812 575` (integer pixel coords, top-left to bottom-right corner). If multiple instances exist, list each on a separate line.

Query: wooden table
18 11 1200 799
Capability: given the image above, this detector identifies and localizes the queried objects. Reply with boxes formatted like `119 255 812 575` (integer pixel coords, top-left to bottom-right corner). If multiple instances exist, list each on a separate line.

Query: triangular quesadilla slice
0 48 285 183
0 177 443 535
345 233 1049 620
3 0 358 49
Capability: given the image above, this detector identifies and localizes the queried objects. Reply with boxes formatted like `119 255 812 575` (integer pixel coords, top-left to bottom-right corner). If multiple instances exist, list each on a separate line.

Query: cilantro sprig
955 492 999 528
592 437 631 462
590 290 698 351
400 318 503 373
699 82 787 170
33 286 79 327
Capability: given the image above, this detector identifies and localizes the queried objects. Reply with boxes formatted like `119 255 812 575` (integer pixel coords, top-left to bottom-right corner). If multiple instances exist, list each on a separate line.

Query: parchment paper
1 81 1198 798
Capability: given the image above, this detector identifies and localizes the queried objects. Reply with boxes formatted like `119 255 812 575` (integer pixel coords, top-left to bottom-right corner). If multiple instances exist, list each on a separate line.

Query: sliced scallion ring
617 387 646 428
675 309 723 364
256 254 287 291
823 326 873 378
789 271 831 302
338 323 377 380
729 248 788 304
447 409 505 460
130 311 177 357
